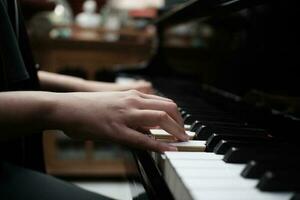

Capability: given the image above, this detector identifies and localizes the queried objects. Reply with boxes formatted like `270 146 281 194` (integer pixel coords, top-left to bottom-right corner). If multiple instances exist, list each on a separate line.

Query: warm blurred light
54 4 65 16
109 0 165 10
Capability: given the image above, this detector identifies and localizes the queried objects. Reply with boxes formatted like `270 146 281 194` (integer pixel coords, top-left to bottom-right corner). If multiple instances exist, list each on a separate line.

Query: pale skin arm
0 90 187 152
38 71 154 94
0 91 55 137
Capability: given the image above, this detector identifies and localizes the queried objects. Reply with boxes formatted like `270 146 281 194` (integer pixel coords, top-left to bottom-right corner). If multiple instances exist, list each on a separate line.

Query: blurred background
22 0 164 81
18 0 300 199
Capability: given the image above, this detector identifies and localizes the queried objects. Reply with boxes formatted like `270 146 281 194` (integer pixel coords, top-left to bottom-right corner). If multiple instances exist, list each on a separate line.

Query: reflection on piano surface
117 0 300 199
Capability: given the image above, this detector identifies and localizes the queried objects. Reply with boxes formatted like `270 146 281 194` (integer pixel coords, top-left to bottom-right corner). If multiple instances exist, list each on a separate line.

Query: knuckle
158 111 168 121
128 89 140 96
124 96 141 106
168 102 178 111
140 138 149 147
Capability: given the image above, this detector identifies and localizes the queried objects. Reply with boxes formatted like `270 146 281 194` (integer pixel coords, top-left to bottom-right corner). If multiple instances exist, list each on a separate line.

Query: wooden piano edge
132 149 175 200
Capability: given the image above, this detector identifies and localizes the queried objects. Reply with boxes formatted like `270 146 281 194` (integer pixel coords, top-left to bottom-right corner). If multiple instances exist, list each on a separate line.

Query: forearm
0 91 57 139
38 71 88 92
38 71 124 92
38 71 153 93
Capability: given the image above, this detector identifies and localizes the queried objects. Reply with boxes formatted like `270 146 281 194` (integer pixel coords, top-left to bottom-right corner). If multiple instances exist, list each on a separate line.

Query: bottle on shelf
75 0 102 28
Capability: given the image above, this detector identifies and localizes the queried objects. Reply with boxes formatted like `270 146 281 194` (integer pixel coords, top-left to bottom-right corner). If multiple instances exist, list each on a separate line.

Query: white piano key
150 129 196 140
183 177 258 189
165 157 244 200
190 189 293 200
165 154 294 200
184 124 191 130
164 158 179 197
174 176 194 200
159 152 221 175
169 159 245 171
165 152 223 160
176 168 243 178
167 141 206 152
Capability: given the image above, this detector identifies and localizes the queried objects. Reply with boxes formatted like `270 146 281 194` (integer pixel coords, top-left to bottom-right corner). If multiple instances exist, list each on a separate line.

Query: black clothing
0 1 114 199
0 162 114 200
0 0 44 172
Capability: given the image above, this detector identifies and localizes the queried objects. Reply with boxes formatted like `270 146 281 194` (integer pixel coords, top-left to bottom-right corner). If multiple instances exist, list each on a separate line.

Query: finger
139 93 174 102
136 127 151 135
138 99 184 127
128 110 188 141
133 81 154 94
127 89 171 102
118 127 178 153
138 87 155 95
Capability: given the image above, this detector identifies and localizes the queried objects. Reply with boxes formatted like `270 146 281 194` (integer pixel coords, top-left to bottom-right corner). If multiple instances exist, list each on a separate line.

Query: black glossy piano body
120 0 300 199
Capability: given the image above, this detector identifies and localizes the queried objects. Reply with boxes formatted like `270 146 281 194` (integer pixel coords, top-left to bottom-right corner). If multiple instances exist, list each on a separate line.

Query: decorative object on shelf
75 0 102 28
49 0 73 26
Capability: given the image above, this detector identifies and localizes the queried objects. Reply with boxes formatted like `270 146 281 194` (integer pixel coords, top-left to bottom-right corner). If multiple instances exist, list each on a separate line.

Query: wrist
43 92 68 130
82 80 121 92
44 92 88 135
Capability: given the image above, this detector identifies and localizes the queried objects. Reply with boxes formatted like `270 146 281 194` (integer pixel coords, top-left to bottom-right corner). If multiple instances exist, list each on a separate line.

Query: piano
116 0 300 199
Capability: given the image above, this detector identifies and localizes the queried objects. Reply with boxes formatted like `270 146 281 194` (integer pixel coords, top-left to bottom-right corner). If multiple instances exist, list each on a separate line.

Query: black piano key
291 193 300 200
224 147 269 163
183 114 235 125
184 115 241 126
224 146 300 163
205 133 271 152
180 110 189 118
200 120 250 128
257 171 300 191
196 125 267 140
189 120 202 132
190 120 251 133
176 104 214 112
241 159 300 179
213 139 280 155
183 114 194 124
213 140 247 155
182 108 227 116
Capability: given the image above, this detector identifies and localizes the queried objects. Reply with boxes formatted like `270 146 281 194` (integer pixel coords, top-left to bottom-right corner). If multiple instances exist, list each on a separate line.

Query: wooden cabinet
31 26 153 79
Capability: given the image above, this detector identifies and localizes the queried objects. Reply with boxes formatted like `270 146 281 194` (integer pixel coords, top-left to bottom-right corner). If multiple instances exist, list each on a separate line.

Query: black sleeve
0 0 30 90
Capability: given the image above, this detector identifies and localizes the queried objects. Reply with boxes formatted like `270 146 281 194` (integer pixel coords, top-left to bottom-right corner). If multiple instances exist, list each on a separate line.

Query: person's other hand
38 71 154 94
49 90 187 152
115 80 154 94
84 79 154 94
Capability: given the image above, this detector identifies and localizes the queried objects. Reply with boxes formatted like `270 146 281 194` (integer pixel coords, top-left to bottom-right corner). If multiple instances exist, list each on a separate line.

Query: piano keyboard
116 76 300 200
141 78 300 200
150 124 300 200
163 152 294 200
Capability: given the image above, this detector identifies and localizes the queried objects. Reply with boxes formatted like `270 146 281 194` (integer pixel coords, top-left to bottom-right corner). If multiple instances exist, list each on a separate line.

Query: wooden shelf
30 26 153 79
43 130 137 178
